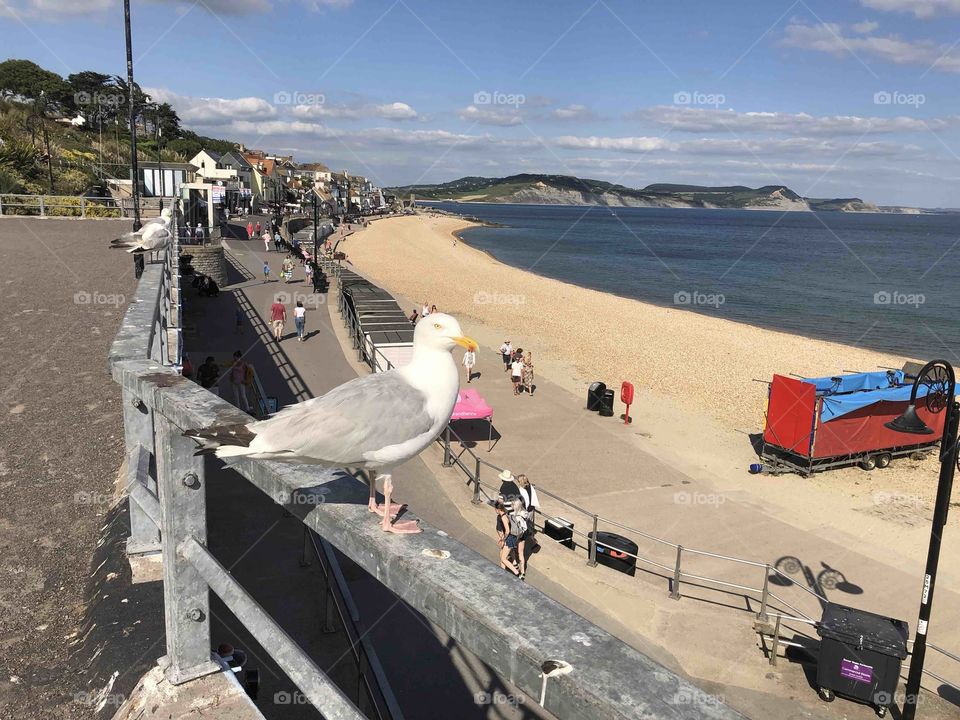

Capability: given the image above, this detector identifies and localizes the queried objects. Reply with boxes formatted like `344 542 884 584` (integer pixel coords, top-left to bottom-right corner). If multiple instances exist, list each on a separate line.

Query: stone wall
185 245 226 286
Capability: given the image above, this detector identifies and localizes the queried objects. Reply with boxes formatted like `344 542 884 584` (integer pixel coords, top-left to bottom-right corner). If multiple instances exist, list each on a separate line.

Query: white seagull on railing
185 313 477 534
109 209 172 253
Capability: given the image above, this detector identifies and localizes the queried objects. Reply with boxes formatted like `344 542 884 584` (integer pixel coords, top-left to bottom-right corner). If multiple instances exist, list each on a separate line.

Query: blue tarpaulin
801 371 930 422
803 370 904 396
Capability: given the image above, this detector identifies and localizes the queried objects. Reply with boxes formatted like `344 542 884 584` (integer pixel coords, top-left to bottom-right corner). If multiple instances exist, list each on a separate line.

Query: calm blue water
427 202 958 360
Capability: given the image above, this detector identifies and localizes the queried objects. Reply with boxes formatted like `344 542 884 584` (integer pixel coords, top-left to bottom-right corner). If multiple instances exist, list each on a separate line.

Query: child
262 261 270 283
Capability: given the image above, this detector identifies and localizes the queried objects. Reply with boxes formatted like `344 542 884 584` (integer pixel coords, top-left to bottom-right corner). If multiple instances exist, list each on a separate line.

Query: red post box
621 381 634 424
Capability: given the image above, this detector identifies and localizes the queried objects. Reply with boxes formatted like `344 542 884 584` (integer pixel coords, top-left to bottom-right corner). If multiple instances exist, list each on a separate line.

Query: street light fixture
883 359 958 720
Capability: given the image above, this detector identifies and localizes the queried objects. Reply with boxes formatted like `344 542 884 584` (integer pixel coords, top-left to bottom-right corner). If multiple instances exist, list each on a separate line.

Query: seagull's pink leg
381 475 420 534
367 470 404 516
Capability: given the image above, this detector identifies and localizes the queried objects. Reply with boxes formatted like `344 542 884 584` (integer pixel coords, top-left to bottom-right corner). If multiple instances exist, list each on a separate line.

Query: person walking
510 353 524 395
282 254 294 284
246 221 254 239
304 261 314 288
516 473 541 552
510 499 528 579
262 260 270 283
522 351 535 396
263 232 271 253
229 351 251 413
408 308 419 324
421 301 431 318
270 296 286 342
195 223 205 244
196 356 220 396
494 500 521 578
462 346 476 384
499 340 513 373
293 300 307 342
274 230 282 252
255 220 261 236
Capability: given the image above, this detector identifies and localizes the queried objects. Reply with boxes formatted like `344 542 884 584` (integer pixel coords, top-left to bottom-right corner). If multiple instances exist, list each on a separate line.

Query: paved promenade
191 218 959 719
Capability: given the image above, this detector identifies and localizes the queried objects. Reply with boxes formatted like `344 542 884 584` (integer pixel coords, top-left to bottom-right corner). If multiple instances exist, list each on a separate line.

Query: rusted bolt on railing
181 472 200 489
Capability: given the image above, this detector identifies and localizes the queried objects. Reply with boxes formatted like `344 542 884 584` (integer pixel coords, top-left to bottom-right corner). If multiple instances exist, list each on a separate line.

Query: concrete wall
187 245 226 286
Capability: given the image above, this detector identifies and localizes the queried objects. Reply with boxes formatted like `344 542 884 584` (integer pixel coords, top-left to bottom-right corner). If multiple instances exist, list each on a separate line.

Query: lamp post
123 0 143 278
883 359 958 720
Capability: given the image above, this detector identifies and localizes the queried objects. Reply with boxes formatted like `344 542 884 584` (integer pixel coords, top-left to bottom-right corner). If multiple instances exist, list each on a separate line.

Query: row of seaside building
121 143 388 217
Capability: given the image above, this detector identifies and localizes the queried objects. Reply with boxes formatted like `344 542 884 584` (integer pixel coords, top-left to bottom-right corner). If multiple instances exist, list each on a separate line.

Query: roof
220 151 252 169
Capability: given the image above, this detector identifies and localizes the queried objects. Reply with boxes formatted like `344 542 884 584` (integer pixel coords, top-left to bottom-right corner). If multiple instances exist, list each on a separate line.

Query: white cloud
145 88 276 124
861 0 960 18
291 100 418 121
549 104 597 121
781 20 960 73
851 20 880 33
457 105 523 126
553 135 675 153
635 106 957 135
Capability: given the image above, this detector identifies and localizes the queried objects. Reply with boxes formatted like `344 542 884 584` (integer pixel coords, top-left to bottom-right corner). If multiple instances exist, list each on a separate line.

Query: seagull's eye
433 323 442 330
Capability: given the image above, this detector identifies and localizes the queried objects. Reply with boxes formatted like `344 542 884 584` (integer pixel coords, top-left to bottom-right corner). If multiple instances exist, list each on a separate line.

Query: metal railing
435 424 960 696
112 212 741 719
0 193 167 218
300 529 404 720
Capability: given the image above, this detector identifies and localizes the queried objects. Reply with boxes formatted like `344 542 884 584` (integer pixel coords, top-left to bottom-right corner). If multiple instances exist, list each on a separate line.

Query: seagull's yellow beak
453 335 478 352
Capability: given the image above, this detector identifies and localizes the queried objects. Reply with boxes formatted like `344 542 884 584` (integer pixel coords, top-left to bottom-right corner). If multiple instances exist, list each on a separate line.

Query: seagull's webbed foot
380 474 422 535
367 470 405 516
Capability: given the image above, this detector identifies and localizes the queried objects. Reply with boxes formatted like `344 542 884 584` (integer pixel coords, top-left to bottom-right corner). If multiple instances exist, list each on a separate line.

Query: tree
66 71 114 118
0 59 71 108
154 102 181 139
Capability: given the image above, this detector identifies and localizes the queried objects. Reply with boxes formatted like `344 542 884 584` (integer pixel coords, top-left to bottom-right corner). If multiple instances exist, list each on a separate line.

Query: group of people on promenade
499 340 534 396
494 470 541 580
408 301 439 324
192 351 256 414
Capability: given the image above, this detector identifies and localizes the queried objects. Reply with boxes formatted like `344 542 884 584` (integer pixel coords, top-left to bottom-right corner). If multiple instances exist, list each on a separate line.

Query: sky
3 0 960 206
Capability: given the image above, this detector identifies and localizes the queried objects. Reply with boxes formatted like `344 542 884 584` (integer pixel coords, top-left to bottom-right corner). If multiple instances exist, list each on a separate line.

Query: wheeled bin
598 389 615 417
543 517 574 550
815 602 908 717
587 531 638 576
587 382 606 411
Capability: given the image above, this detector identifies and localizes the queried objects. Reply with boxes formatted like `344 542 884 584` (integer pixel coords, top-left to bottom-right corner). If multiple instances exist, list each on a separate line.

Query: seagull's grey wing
249 371 434 464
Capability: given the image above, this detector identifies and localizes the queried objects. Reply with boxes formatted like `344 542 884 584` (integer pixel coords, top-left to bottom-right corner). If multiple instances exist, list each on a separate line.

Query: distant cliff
390 175 924 213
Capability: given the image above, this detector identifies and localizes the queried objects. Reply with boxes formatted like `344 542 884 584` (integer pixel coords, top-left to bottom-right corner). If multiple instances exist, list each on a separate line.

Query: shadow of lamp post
883 359 958 720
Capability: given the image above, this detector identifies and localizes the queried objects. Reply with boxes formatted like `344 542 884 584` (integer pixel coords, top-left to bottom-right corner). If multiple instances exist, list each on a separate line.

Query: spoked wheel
920 365 951 414
859 455 877 471
875 453 892 469
818 687 835 703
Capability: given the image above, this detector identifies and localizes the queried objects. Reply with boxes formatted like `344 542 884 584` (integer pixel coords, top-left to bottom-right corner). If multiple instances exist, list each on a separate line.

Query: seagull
185 313 477 534
109 209 172 253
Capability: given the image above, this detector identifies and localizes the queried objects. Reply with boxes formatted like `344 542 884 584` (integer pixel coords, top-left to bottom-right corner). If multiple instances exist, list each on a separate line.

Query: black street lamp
312 190 319 260
123 0 143 278
884 359 958 720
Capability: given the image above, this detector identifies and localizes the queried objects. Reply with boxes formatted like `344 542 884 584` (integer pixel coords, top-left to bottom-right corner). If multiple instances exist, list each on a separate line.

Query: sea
426 202 957 361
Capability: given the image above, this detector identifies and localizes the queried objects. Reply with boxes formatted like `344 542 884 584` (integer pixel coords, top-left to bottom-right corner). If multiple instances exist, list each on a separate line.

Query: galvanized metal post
757 564 771 622
471 458 482 504
670 545 683 600
587 514 599 566
769 614 782 666
155 414 218 684
123 389 161 556
443 426 452 467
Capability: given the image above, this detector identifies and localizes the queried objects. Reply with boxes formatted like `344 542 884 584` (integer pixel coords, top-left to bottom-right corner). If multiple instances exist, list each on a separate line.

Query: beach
343 212 960 547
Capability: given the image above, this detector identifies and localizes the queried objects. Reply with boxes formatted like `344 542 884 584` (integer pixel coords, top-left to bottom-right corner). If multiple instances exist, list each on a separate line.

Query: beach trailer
760 369 945 476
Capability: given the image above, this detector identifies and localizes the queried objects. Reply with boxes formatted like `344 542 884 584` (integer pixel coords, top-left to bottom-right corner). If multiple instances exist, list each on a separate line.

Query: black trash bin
588 531 638 576
543 517 574 549
815 602 908 717
598 389 615 417
587 382 606 411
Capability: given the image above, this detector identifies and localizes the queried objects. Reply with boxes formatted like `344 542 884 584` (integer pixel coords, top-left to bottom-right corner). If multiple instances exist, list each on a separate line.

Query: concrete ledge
110 660 263 720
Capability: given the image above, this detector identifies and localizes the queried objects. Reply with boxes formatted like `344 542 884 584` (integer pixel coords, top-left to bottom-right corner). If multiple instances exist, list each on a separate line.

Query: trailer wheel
875 453 892 469
858 455 877 471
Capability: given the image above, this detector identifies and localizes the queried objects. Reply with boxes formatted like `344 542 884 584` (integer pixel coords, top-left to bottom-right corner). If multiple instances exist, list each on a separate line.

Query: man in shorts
270 296 286 342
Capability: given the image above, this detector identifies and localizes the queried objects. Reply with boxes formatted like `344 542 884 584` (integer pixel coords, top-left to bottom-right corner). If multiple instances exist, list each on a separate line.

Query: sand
343 212 958 531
